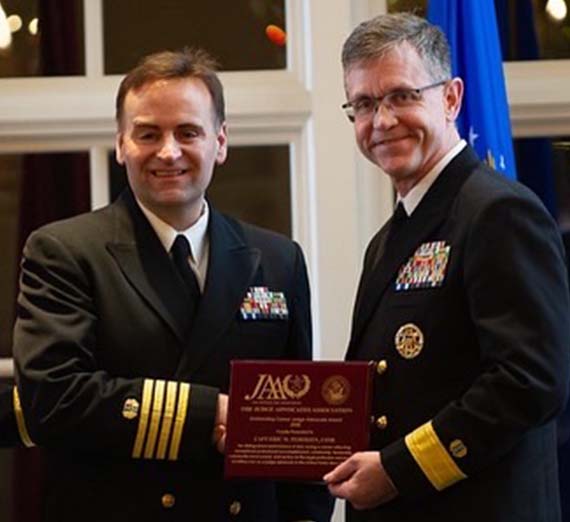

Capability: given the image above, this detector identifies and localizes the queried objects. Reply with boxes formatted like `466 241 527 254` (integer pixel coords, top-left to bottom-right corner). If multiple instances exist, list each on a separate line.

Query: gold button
161 493 175 509
229 500 241 516
376 360 388 375
122 397 140 420
449 439 467 458
375 415 388 430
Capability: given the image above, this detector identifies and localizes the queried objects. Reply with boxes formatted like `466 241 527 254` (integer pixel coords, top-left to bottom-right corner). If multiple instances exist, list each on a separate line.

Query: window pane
108 145 291 237
0 0 85 77
211 145 291 237
387 0 427 16
387 0 570 60
103 0 286 74
498 0 570 60
0 152 90 358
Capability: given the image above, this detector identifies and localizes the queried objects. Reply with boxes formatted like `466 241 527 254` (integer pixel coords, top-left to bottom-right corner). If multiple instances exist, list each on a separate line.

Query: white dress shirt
137 199 210 292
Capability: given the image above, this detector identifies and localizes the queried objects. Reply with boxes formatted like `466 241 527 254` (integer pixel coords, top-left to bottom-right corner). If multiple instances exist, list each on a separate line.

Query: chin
145 193 188 209
376 159 411 176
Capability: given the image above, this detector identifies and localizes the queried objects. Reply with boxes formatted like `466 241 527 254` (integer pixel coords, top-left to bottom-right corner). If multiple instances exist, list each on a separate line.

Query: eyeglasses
341 80 449 123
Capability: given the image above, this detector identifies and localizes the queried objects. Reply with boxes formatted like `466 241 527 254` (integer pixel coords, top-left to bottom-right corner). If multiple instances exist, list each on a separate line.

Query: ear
215 122 228 165
115 132 125 165
444 77 464 122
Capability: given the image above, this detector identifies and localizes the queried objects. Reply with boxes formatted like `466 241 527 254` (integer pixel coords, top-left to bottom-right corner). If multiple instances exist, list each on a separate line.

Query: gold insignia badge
283 374 311 399
122 397 140 420
321 375 351 405
449 439 467 458
394 323 424 359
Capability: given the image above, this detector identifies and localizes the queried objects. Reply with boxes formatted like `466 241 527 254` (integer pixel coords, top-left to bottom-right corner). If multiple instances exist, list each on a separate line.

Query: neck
393 171 429 198
154 201 204 231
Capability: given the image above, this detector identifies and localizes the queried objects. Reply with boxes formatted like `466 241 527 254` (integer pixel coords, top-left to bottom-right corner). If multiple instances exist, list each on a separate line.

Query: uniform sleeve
13 229 219 463
382 194 570 498
276 243 335 522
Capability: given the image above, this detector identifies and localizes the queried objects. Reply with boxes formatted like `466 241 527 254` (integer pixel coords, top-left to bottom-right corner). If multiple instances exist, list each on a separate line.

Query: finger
327 481 349 500
212 424 226 451
323 456 357 483
216 431 226 454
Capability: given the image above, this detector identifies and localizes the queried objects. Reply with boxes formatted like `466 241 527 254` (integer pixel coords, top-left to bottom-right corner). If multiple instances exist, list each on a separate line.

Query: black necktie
171 235 201 304
385 202 408 246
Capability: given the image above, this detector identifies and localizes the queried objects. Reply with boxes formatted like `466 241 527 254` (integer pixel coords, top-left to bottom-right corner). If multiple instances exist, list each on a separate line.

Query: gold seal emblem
321 375 350 405
283 374 311 399
122 398 140 420
394 323 424 359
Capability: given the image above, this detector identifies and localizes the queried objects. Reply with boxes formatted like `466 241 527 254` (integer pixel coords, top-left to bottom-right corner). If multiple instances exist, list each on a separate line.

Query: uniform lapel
350 221 391 332
349 146 480 353
106 190 189 344
174 208 261 378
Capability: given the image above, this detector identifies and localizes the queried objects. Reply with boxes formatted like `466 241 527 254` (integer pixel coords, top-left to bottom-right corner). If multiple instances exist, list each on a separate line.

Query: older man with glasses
324 12 570 522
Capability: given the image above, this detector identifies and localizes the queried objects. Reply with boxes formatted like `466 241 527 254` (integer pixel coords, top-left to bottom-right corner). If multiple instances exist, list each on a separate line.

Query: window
102 0 286 73
0 0 85 77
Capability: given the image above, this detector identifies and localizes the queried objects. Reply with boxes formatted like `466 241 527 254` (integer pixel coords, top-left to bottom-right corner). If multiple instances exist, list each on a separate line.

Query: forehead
122 77 214 123
344 43 430 96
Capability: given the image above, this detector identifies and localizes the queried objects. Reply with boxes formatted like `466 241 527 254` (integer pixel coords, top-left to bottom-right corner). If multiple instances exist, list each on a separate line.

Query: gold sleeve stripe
132 379 154 458
156 381 178 460
12 387 35 448
405 421 467 491
144 379 166 459
168 382 190 461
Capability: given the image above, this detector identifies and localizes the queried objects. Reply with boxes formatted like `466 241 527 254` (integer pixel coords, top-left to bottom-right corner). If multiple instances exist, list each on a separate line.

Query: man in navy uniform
13 48 332 522
324 13 570 522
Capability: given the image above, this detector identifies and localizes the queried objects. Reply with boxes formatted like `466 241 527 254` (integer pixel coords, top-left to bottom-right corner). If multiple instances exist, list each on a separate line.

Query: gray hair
342 12 451 81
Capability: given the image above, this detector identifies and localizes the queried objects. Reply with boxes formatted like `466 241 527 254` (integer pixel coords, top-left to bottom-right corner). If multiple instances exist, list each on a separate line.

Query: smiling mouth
375 136 407 146
151 169 188 177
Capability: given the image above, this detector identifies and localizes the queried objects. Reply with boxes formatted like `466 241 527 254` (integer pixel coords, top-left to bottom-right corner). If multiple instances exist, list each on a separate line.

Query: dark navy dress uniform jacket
347 146 570 522
13 190 333 522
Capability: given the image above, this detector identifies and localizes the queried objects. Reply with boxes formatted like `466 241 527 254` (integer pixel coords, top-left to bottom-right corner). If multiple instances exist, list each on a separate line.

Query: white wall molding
506 60 570 137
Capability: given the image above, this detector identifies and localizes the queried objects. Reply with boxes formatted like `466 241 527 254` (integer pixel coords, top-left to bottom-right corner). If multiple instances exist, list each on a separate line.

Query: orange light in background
265 24 286 47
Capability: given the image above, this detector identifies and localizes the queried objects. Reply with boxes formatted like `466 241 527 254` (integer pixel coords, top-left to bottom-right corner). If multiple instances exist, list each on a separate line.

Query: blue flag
427 0 517 179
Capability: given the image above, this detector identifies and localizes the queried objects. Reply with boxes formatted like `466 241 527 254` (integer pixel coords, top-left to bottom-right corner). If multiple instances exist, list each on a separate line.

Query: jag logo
245 374 311 401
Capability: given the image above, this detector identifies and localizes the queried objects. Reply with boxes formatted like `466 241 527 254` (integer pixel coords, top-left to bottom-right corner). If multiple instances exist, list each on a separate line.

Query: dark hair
115 47 225 127
342 12 451 81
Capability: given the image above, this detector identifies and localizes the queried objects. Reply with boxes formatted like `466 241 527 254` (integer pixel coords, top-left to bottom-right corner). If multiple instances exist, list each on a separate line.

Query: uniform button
375 415 388 430
121 397 140 420
376 360 388 375
161 493 175 509
229 500 241 516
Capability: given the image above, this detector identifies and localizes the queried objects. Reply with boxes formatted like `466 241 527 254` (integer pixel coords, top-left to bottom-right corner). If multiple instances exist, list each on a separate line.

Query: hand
212 393 228 453
323 451 398 510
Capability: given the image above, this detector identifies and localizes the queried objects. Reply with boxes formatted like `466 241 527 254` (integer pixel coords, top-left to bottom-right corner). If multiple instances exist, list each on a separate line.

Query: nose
371 102 398 130
156 134 182 162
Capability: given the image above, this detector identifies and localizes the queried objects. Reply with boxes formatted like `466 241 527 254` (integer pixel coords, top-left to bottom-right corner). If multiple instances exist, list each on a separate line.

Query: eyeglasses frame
341 79 450 123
